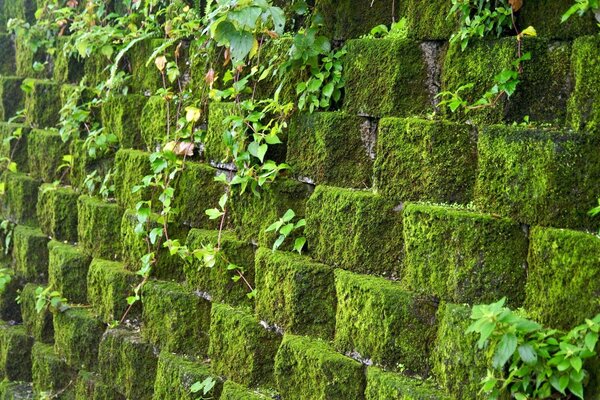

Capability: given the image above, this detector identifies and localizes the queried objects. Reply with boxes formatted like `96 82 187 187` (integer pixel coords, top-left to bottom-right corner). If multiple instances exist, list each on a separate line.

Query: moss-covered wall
1 1 600 400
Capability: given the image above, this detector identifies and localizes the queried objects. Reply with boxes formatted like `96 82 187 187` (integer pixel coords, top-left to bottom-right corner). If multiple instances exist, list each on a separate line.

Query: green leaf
293 237 306 254
518 344 537 365
280 223 294 236
570 357 583 372
492 333 517 369
272 234 285 251
282 209 295 222
205 208 224 220
568 379 584 399
585 331 598 351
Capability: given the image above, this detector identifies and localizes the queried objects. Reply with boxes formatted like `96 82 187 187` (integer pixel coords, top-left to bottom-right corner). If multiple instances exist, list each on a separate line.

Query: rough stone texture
567 35 600 134
101 94 147 149
77 195 124 259
140 96 172 150
26 129 70 182
0 34 15 75
24 80 61 128
365 367 451 400
74 370 125 400
0 268 22 323
404 0 457 40
205 101 238 164
113 148 152 210
220 381 273 400
87 259 138 324
1 171 40 226
12 225 49 282
37 184 79 242
0 123 29 172
518 0 598 39
0 381 34 400
53 308 105 370
0 77 24 122
48 241 91 304
20 283 54 343
0 322 33 381
31 342 76 399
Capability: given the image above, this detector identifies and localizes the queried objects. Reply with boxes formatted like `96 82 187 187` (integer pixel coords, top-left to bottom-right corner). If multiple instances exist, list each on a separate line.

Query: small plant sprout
266 209 307 254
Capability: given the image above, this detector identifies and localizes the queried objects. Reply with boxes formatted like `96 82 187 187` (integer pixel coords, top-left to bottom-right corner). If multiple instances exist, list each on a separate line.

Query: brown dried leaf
154 56 167 73
205 68 216 89
509 0 523 12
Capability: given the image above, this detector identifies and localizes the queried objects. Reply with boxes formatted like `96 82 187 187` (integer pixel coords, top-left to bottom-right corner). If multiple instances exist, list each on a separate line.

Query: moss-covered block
75 371 125 400
220 381 274 400
87 259 137 324
0 34 15 76
15 34 50 80
404 0 457 40
0 269 23 322
343 38 429 118
305 185 403 276
3 0 37 24
20 283 54 343
255 248 336 339
0 381 34 400
48 241 90 305
334 269 438 374
101 95 147 149
77 195 123 259
153 351 223 400
140 95 172 150
32 342 75 399
53 47 85 84
83 54 111 88
26 129 69 182
24 80 61 128
365 367 450 400
36 185 78 242
209 303 281 386
524 227 600 329
185 229 254 306
1 172 40 225
430 303 488 400
69 139 115 191
287 112 373 187
128 39 165 95
98 328 158 400
205 102 238 164
474 126 600 229
0 123 29 172
174 161 224 229
402 203 528 306
374 117 477 204
568 35 600 133
274 334 366 400
141 280 211 355
231 178 312 245
518 0 598 39
113 148 151 209
12 225 49 282
0 77 23 122
53 308 105 370
0 322 33 381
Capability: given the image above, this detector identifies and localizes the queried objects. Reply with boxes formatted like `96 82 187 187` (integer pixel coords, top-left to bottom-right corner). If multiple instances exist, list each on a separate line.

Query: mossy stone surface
140 96 171 150
286 112 373 187
474 125 600 229
220 381 272 400
0 77 24 122
431 303 488 400
0 381 34 400
141 280 211 356
128 38 166 95
0 34 15 75
20 283 54 343
525 227 600 329
343 38 429 118
83 54 111 88
53 308 105 370
53 47 85 84
209 303 281 387
32 342 75 399
152 351 223 400
12 225 49 282
205 102 238 164
518 0 598 39
0 123 29 172
69 139 115 192
255 247 336 339
26 129 69 182
0 322 33 381
113 148 152 209
374 117 477 204
75 370 125 400
335 269 438 375
98 328 158 400
274 334 366 400
402 203 528 306
77 195 124 259
87 259 137 324
48 241 91 305
404 0 457 40
185 229 254 306
305 185 403 277
567 35 600 133
365 367 450 400
37 185 79 242
24 80 61 129
0 268 23 323
101 95 147 149
1 171 40 226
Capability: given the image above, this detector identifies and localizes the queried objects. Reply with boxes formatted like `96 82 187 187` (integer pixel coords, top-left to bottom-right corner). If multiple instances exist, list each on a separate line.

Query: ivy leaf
205 208 224 220
272 234 285 251
585 331 598 351
282 209 295 222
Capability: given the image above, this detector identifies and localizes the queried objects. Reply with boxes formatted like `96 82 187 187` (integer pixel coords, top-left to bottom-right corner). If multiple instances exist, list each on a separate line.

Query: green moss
518 0 598 39
1 171 40 225
32 342 75 399
75 370 125 400
334 269 438 375
0 322 33 381
15 37 49 80
0 77 24 122
343 38 429 118
128 39 166 95
101 95 147 149
69 139 115 191
20 283 54 343
567 35 600 133
0 123 29 172
24 80 61 128
0 34 15 76
37 185 79 242
0 381 34 400
12 225 49 282
83 55 110 88
53 308 105 370
48 241 91 305
474 125 600 229
3 0 37 24
26 129 70 182
274 334 366 400
185 229 254 306
430 303 488 400
152 351 223 400
113 148 152 209
174 161 227 229
231 178 312 245
287 112 373 187
140 96 172 150
53 47 85 84
205 102 238 164
77 195 124 259
220 381 275 400
141 280 211 356
305 185 403 277
374 118 477 204
404 0 457 40
255 247 336 339
0 269 23 322
365 367 450 400
524 227 600 329
209 303 281 386
87 259 138 324
402 203 528 306
98 328 158 400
